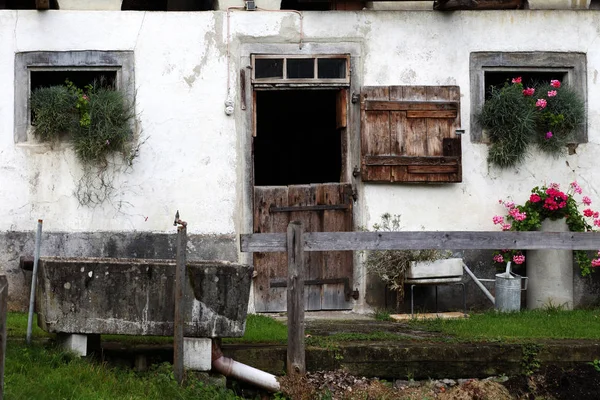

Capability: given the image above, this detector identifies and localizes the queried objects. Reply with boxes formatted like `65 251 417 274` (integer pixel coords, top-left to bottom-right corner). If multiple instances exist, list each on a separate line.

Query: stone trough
35 257 253 365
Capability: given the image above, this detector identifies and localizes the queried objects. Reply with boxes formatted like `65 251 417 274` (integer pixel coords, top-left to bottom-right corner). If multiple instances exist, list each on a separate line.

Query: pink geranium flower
512 77 522 84
493 254 504 263
548 90 557 97
513 254 525 265
493 215 504 225
583 196 592 206
594 219 600 228
530 194 541 203
545 132 553 140
536 99 547 109
584 209 594 218
570 181 583 194
523 88 535 96
501 223 512 231
550 80 561 88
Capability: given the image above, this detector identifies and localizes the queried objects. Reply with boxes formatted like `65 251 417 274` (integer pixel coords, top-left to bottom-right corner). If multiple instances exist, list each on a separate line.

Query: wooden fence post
173 224 187 385
287 221 305 376
0 276 8 400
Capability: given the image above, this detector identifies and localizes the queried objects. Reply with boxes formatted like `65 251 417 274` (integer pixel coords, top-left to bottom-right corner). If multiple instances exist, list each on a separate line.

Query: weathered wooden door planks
253 184 353 312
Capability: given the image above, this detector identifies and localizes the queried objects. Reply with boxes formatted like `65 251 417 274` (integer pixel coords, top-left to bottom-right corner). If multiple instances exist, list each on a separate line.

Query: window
252 55 350 86
14 51 134 143
470 52 587 143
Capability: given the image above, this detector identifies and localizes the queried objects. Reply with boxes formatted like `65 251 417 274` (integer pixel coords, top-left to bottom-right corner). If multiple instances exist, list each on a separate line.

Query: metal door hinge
351 92 359 104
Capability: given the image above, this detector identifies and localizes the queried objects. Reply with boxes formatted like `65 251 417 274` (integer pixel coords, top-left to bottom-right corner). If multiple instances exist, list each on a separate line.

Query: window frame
469 52 587 143
251 54 350 87
14 50 135 143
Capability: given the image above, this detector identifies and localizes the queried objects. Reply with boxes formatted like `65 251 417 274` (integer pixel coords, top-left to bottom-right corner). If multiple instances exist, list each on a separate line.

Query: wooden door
253 183 354 312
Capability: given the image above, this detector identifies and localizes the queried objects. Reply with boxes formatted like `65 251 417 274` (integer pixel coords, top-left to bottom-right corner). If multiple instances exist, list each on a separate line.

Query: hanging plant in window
478 77 585 168
30 79 141 206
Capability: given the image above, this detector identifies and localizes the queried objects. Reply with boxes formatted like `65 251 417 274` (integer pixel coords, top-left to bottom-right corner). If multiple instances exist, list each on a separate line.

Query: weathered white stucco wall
1 9 600 309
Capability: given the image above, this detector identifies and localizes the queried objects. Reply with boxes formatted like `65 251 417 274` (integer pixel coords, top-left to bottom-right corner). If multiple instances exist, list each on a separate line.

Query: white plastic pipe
212 341 280 392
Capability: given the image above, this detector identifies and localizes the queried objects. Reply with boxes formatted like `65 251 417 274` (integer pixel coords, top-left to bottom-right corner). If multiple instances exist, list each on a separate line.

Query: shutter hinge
351 92 359 104
352 166 360 178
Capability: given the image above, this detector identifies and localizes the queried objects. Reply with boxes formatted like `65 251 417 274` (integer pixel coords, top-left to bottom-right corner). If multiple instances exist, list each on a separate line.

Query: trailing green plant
478 77 584 168
30 78 136 165
30 85 79 143
520 343 542 376
363 213 450 311
493 181 600 276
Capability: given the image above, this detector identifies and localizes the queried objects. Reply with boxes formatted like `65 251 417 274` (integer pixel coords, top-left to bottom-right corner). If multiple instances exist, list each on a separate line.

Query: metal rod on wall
26 219 43 345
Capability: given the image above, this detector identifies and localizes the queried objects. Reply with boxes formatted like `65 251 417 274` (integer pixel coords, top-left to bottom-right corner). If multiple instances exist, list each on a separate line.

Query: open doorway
254 90 342 186
252 87 354 312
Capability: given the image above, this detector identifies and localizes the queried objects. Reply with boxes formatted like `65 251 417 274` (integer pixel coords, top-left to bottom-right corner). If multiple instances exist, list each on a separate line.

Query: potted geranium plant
478 77 585 168
493 181 600 309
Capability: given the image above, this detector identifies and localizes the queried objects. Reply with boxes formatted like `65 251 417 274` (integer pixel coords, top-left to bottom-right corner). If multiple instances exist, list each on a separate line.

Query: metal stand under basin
409 282 466 318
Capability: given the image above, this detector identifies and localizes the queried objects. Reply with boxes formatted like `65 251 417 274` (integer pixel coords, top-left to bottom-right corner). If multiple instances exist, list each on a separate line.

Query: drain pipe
462 262 495 305
211 339 280 392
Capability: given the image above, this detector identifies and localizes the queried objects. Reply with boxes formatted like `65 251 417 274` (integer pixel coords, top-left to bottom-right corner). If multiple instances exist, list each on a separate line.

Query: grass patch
372 309 394 322
7 313 52 339
4 342 241 400
223 314 287 344
407 309 600 341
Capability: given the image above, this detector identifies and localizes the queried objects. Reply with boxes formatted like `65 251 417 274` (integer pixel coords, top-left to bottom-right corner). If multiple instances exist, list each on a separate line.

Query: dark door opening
254 90 342 186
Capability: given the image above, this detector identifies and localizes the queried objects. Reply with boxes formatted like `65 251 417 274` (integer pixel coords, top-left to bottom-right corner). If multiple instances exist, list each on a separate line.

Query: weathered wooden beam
287 222 305 376
433 0 522 10
173 225 187 385
364 100 458 112
36 0 50 9
240 231 600 253
365 155 459 167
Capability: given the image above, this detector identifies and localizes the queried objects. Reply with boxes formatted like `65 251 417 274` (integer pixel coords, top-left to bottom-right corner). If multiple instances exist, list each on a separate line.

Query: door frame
238 42 366 312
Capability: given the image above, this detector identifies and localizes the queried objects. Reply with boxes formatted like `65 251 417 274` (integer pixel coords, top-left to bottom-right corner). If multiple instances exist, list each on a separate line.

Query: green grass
223 314 287 344
6 312 52 339
407 309 600 341
4 343 241 400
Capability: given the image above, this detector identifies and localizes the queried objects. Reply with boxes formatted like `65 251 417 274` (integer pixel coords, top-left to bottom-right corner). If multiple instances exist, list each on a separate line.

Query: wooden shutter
360 86 462 183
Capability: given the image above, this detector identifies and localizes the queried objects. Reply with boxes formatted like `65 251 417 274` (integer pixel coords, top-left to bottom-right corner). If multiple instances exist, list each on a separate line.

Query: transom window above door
251 55 350 86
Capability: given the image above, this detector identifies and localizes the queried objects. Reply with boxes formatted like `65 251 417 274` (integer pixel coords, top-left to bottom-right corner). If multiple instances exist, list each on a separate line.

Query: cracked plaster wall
0 10 600 310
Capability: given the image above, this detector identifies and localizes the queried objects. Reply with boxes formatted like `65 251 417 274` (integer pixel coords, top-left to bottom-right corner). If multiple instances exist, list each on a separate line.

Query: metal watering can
463 262 528 312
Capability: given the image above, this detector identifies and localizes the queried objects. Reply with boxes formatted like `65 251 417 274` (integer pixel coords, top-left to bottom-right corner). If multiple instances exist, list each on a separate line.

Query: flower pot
57 0 123 10
526 0 591 9
526 219 574 310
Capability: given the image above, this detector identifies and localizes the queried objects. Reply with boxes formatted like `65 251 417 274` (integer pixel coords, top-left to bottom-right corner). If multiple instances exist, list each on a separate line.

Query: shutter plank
361 87 391 181
408 165 459 174
407 110 457 119
390 86 408 182
366 101 458 112
402 86 428 182
336 89 348 129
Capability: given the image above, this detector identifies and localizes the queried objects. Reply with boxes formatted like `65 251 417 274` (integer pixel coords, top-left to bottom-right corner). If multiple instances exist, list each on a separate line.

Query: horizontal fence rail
240 231 600 253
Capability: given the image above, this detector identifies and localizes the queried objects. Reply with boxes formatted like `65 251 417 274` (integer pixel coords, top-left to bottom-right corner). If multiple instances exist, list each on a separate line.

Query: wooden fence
240 223 600 375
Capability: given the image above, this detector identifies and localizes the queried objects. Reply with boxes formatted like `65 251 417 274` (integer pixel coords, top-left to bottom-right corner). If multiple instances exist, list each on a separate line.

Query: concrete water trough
35 257 253 338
